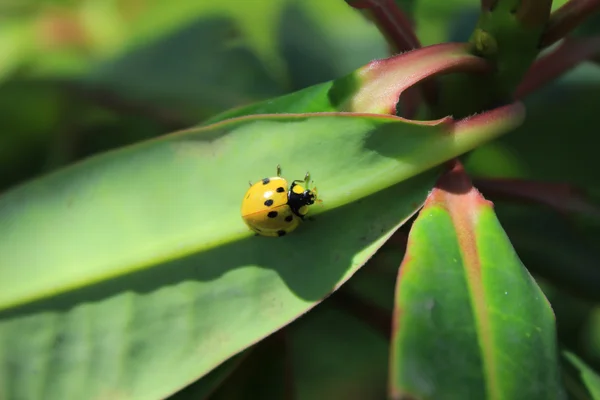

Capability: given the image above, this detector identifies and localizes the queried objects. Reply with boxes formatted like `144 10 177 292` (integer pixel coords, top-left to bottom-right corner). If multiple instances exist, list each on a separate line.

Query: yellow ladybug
241 165 317 237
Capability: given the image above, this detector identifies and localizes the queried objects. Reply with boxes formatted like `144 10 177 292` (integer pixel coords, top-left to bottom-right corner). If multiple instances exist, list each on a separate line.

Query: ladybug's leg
276 164 282 177
290 172 311 187
248 180 253 187
303 171 311 186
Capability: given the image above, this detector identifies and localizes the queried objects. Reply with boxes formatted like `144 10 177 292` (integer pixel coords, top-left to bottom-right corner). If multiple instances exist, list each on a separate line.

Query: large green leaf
0 106 521 399
389 163 564 399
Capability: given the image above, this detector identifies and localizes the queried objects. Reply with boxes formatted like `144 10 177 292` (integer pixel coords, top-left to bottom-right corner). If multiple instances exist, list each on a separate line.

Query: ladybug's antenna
276 164 282 177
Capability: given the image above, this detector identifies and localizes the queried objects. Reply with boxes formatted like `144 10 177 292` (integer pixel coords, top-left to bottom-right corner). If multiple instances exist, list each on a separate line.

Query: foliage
1 0 600 399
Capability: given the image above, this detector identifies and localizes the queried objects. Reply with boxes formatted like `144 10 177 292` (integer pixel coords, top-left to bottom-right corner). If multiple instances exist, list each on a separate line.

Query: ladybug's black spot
262 178 270 185
277 230 286 237
285 215 293 222
276 187 285 193
267 211 278 218
264 199 274 207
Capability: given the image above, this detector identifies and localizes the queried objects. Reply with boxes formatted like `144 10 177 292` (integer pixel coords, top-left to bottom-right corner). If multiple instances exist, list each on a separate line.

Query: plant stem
516 36 600 99
541 0 600 48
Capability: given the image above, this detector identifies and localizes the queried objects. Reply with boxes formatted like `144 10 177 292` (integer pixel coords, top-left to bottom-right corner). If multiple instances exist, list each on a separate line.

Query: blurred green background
1 0 600 389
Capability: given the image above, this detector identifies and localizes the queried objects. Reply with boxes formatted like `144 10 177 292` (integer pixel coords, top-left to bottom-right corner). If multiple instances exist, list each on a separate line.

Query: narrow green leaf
0 108 524 310
564 351 600 399
390 163 564 399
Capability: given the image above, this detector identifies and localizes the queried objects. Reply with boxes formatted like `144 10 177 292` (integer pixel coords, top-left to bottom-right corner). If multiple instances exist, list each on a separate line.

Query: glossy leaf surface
389 164 563 399
0 105 522 399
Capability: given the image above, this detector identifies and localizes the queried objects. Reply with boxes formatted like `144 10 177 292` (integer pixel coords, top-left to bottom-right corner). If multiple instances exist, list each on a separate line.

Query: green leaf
0 106 521 399
564 351 600 399
389 164 564 399
203 42 490 124
0 20 36 83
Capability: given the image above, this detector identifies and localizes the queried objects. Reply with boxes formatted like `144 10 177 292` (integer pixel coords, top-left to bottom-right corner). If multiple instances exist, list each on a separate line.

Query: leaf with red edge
389 162 564 399
202 43 490 124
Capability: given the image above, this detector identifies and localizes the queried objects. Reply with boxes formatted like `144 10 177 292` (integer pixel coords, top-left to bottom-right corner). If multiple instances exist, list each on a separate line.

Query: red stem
515 36 600 99
347 0 420 52
346 0 427 117
541 0 600 48
473 178 600 217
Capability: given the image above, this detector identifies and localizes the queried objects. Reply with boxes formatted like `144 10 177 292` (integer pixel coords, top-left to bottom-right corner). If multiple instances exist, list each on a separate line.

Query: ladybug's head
288 183 317 218
302 188 317 206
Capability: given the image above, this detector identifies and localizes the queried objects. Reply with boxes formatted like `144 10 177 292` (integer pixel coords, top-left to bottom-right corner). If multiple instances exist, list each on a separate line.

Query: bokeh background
2 0 600 395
